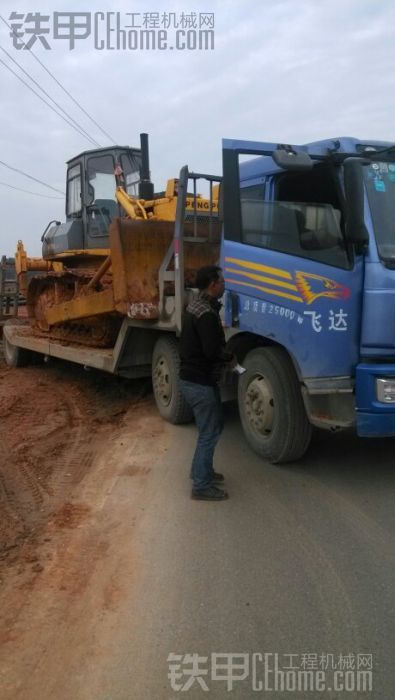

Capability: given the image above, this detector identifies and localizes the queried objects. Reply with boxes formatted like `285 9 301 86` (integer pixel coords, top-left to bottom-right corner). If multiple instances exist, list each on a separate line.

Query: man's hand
227 354 238 370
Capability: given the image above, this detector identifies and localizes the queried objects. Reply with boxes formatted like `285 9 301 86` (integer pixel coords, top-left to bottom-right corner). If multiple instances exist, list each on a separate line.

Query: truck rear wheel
3 332 32 368
152 336 193 424
238 346 312 463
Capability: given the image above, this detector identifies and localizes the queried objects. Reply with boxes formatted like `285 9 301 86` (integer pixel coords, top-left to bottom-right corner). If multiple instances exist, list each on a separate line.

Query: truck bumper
356 363 395 436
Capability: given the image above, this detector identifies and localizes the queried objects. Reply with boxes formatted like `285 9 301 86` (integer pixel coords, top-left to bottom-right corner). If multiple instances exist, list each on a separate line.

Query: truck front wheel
152 336 193 424
238 346 312 463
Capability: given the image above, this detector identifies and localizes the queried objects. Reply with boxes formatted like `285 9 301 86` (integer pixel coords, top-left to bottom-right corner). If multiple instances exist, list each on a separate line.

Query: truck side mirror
272 147 313 171
344 158 369 252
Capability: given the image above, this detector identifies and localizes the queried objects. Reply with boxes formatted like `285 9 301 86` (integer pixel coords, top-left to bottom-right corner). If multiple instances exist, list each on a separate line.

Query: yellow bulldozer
5 133 221 423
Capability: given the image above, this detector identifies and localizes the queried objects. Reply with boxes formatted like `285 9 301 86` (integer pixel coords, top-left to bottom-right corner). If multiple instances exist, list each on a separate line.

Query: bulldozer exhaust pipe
139 132 154 200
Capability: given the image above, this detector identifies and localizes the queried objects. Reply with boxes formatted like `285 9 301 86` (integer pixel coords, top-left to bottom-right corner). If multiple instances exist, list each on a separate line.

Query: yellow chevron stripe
225 277 303 303
225 257 292 280
225 266 298 291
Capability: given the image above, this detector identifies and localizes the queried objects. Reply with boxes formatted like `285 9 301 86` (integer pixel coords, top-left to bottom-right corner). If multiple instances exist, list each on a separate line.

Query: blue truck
4 134 395 463
220 136 395 461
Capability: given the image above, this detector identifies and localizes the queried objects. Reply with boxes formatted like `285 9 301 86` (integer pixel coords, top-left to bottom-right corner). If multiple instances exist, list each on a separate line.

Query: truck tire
3 332 32 368
238 346 312 463
152 336 193 424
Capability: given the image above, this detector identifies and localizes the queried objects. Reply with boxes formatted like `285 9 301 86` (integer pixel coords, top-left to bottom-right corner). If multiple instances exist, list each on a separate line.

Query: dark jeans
180 379 224 491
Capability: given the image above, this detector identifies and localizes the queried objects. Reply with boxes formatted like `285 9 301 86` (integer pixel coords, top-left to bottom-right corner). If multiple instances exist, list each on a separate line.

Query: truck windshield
363 161 395 261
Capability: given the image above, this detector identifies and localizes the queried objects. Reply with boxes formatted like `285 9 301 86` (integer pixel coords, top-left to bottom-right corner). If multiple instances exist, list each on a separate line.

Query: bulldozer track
28 273 120 348
37 319 120 348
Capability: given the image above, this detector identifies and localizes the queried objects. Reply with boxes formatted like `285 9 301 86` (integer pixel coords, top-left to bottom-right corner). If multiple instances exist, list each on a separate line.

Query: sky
0 0 395 256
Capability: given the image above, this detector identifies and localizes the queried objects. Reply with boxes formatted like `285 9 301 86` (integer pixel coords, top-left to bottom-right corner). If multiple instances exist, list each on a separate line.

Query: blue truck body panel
222 240 363 379
361 262 395 351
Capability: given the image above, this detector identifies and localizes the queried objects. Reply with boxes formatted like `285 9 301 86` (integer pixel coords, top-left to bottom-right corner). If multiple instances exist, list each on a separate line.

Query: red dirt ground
0 341 166 681
0 345 152 579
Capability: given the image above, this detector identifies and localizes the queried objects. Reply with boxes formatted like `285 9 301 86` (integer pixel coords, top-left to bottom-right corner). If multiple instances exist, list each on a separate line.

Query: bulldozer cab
42 144 142 257
67 146 142 242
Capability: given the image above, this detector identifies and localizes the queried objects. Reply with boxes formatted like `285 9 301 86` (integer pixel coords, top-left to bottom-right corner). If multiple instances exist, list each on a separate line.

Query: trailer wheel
3 332 32 368
238 346 312 463
152 336 193 424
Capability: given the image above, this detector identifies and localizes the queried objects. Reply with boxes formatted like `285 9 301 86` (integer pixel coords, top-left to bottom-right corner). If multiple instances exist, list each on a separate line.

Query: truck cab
221 137 395 461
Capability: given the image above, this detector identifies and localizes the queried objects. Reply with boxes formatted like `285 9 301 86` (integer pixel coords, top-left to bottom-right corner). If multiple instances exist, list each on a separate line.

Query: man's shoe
191 486 229 501
190 471 225 482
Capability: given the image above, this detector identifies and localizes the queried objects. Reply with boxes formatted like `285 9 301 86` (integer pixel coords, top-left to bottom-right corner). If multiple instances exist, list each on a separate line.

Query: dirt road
1 344 393 699
0 345 169 698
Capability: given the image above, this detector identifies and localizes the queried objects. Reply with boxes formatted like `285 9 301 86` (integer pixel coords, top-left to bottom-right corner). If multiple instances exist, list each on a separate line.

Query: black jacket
179 292 233 386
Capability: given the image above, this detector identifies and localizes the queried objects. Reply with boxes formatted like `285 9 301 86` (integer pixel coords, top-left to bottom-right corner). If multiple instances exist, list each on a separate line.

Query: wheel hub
244 375 274 436
153 355 172 406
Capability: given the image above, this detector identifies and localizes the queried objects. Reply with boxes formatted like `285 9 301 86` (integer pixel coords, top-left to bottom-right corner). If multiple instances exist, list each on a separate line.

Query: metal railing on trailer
158 166 222 334
0 256 19 325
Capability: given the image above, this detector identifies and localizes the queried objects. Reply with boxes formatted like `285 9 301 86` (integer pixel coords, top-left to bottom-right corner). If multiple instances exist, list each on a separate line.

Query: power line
0 14 117 144
0 43 102 148
0 180 63 199
0 158 65 195
0 56 100 147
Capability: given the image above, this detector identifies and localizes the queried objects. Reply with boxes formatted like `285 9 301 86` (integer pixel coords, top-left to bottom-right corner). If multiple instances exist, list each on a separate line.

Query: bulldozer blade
110 218 220 317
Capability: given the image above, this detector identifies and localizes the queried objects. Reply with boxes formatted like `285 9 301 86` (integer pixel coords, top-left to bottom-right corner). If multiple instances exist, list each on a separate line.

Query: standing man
179 265 235 501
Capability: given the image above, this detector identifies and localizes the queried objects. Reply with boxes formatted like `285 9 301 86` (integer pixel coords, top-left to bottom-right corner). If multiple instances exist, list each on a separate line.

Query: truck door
221 140 364 380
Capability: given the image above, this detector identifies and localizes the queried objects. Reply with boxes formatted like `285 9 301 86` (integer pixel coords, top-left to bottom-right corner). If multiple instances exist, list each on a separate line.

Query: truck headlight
376 378 395 403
